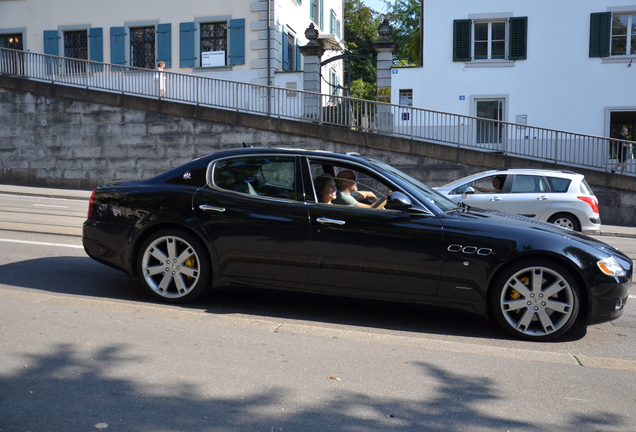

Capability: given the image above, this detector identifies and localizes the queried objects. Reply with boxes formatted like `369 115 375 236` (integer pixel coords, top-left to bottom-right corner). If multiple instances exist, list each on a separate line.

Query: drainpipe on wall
267 0 272 116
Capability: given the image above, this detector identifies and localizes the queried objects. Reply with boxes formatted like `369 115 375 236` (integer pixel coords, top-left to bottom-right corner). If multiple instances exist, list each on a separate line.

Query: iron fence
1 47 633 175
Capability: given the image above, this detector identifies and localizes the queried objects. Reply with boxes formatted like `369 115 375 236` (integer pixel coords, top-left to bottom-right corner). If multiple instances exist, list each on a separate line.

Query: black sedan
82 147 632 341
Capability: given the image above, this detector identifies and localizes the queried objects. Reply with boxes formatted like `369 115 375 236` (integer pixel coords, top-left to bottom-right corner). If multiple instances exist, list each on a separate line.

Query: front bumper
586 281 631 325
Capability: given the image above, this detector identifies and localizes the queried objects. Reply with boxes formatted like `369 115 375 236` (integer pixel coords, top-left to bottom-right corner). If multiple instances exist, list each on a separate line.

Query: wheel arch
546 211 582 232
129 221 218 280
486 252 590 322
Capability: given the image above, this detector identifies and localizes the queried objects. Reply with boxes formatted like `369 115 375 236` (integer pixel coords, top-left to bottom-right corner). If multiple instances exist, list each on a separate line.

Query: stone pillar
299 24 325 121
373 19 397 133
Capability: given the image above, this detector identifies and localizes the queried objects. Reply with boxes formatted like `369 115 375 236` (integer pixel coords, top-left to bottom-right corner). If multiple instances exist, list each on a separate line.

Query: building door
475 98 504 147
609 111 636 157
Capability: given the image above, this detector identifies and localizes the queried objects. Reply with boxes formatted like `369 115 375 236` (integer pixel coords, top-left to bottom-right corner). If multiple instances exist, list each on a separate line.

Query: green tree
384 0 421 65
344 0 381 99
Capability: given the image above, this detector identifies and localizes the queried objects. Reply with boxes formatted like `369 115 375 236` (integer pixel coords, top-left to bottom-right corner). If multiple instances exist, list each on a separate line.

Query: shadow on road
0 255 587 343
0 342 624 432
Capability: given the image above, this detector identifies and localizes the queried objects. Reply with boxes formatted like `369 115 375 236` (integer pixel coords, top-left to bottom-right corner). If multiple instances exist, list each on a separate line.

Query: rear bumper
83 220 133 275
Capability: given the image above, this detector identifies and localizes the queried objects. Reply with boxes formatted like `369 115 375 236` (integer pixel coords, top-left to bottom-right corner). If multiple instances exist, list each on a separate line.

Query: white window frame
611 13 636 56
473 20 507 61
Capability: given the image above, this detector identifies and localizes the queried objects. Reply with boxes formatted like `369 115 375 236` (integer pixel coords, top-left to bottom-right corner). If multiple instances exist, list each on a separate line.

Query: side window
308 161 394 209
213 157 298 200
471 175 505 194
511 175 545 193
546 177 571 193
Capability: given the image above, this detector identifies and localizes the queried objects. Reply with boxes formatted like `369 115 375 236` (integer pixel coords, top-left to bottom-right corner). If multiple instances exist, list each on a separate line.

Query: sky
362 0 389 14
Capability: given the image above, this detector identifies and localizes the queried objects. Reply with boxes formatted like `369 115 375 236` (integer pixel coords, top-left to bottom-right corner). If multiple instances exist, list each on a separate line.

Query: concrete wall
1 75 635 226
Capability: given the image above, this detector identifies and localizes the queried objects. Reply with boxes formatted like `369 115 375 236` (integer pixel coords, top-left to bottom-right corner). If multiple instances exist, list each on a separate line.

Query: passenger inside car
473 175 505 193
314 174 337 204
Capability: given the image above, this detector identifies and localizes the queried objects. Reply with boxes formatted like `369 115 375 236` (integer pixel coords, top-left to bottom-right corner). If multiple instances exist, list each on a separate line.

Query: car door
192 155 311 286
304 159 444 300
501 174 553 219
449 175 506 211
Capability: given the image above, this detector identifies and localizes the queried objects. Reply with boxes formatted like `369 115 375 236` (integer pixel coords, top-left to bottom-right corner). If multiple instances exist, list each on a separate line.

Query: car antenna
242 142 253 148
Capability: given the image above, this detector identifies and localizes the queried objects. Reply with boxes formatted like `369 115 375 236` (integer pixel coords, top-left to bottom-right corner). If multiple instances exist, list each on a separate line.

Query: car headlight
597 257 626 277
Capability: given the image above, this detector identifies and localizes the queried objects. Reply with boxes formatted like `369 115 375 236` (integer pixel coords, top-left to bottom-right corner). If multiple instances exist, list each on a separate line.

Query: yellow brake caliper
185 256 196 280
510 276 529 313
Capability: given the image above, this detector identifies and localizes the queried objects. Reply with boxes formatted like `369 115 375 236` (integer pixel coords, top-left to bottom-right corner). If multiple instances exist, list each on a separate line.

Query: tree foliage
343 0 380 99
384 0 421 65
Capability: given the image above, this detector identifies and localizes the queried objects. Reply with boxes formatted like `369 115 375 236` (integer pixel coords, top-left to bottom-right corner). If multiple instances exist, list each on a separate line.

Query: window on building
63 30 88 73
200 22 228 67
611 13 636 56
474 21 506 60
130 26 155 69
0 33 23 50
282 27 301 72
399 90 413 106
453 17 527 62
310 0 324 30
330 9 341 38
180 19 244 68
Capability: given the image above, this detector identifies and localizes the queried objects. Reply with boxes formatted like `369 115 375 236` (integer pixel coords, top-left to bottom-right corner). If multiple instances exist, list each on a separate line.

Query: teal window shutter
157 23 172 68
110 27 126 66
320 0 324 31
453 19 471 61
310 0 316 22
509 17 527 60
43 30 59 74
589 12 611 57
89 28 103 71
43 30 59 56
89 28 103 62
296 39 301 71
229 19 245 65
180 22 195 67
282 27 289 71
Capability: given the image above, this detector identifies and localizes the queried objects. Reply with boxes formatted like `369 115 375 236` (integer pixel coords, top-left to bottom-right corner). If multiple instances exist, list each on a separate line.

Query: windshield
370 160 459 212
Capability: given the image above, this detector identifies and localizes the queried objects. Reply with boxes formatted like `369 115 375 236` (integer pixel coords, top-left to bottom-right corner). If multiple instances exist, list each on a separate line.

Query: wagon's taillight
87 189 96 220
577 196 599 214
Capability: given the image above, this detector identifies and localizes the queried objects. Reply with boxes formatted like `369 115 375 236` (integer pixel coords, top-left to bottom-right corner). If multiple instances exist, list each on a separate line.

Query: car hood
442 206 628 259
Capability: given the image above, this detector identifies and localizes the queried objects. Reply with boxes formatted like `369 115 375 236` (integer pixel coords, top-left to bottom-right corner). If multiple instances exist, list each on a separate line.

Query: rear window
546 176 571 193
580 179 594 195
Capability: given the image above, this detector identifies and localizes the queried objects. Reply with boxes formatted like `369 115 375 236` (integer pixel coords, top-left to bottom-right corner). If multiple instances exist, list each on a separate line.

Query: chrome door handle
490 197 502 201
316 217 345 225
537 196 549 201
199 205 226 212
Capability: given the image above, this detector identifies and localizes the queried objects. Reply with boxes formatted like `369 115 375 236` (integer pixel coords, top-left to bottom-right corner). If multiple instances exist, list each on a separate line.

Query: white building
391 0 636 140
0 0 344 95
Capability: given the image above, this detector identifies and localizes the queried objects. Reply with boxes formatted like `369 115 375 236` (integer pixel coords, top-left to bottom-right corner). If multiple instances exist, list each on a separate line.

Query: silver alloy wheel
498 266 576 338
551 216 575 230
141 235 201 299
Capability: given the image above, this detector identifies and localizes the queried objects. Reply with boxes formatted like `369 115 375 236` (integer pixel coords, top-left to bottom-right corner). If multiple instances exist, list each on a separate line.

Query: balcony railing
1 47 634 175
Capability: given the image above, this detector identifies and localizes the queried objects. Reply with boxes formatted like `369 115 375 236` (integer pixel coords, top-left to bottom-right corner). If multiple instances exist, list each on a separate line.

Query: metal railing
1 47 634 175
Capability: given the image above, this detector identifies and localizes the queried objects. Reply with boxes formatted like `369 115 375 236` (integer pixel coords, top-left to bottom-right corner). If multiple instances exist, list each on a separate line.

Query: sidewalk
1 184 635 238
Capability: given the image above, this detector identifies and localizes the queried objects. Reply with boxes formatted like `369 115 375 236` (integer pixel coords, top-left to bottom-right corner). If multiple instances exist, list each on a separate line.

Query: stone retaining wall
1 75 635 226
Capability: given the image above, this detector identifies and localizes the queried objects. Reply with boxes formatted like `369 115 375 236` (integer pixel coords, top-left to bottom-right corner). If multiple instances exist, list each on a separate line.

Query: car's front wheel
137 229 212 303
548 212 581 232
490 260 580 341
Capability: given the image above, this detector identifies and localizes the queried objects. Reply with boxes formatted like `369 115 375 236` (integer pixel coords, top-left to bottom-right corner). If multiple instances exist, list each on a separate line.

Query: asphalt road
1 192 635 432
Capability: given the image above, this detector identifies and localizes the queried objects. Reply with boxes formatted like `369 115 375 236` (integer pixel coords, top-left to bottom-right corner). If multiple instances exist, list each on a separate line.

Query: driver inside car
333 170 383 208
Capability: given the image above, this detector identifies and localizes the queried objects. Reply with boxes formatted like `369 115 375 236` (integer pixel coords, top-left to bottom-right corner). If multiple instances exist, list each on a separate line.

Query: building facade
0 0 344 95
391 0 636 142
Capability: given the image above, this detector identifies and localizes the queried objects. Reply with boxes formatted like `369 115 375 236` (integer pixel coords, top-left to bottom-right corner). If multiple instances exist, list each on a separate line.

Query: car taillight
577 196 599 214
87 189 96 220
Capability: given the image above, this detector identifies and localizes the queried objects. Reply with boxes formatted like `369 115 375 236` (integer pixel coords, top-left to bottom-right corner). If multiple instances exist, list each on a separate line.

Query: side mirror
385 192 412 210
461 186 475 198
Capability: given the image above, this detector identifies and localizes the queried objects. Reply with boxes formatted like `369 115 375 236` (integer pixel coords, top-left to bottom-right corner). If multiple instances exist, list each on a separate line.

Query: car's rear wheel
548 212 581 232
137 229 211 303
490 260 580 341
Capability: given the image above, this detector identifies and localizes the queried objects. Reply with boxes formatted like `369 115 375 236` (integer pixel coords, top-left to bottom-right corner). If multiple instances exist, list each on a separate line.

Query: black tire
136 229 212 303
547 212 581 232
489 259 580 341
